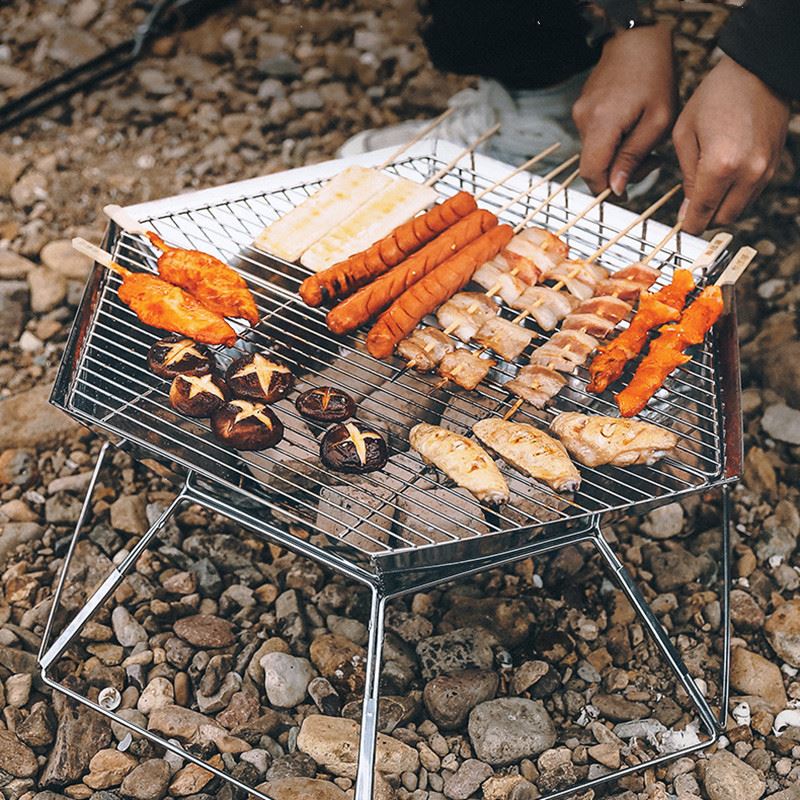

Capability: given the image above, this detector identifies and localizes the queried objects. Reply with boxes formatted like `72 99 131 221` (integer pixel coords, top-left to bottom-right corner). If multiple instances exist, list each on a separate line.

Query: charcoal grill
40 140 744 800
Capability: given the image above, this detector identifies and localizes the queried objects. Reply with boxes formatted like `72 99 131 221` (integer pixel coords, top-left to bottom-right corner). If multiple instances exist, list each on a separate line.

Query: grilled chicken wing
118 272 237 345
473 418 581 492
147 233 259 325
436 292 498 342
550 412 678 467
397 327 455 372
410 423 509 504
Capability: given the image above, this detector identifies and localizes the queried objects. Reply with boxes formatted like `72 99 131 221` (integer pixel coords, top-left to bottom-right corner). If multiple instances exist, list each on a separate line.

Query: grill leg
592 527 720 735
719 482 733 727
354 586 387 800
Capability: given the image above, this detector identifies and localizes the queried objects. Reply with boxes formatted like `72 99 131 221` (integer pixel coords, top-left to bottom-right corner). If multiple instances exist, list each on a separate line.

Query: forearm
718 0 800 101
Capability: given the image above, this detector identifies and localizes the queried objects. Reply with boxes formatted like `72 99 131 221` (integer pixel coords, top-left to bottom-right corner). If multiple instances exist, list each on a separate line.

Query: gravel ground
1 2 799 800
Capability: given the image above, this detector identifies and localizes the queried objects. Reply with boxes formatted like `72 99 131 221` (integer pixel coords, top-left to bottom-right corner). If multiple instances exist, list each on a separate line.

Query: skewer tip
103 204 149 236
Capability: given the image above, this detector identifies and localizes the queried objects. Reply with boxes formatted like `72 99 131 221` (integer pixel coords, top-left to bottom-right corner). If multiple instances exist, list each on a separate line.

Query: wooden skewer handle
693 232 733 271
104 204 149 236
715 245 756 287
72 238 127 276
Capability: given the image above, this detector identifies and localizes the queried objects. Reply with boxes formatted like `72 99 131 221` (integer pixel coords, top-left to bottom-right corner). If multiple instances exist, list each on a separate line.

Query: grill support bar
39 440 734 800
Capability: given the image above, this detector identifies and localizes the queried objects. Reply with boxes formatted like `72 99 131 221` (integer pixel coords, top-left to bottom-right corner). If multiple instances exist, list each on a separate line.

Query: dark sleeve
718 0 800 100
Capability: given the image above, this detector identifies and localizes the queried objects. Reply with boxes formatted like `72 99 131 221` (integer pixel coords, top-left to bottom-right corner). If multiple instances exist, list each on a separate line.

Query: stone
11 170 47 208
730 648 788 712
309 633 365 694
650 545 705 591
0 281 28 344
46 492 83 524
731 590 766 633
17 703 55 747
120 759 171 800
110 495 148 535
296 715 419 779
0 158 26 196
416 627 496 680
83 749 138 789
765 599 800 667
441 597 534 648
41 687 112 787
0 521 44 565
641 503 684 539
588 742 621 769
443 759 493 799
138 68 176 96
482 775 538 800
40 240 93 280
762 404 800 445
255 778 347 800
6 672 32 707
763 340 800 408
703 750 765 800
261 652 316 708
0 729 39 778
174 614 234 648
169 755 222 796
112 607 148 648
511 660 560 698
0 448 37 486
137 677 174 714
468 699 557 766
28 267 67 313
423 669 499 730
147 705 248 753
592 694 650 722
0 384 81 449
196 671 241 714
265 753 317 782
50 28 103 65
755 500 800 561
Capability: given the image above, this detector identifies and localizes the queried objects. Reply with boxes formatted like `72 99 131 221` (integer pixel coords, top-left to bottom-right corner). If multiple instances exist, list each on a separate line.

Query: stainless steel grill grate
55 141 732 562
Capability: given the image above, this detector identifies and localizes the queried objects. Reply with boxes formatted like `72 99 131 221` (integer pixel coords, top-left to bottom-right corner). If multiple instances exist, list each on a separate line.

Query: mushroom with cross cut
295 386 356 423
225 353 295 403
147 335 212 379
320 421 388 474
211 399 284 450
169 373 228 417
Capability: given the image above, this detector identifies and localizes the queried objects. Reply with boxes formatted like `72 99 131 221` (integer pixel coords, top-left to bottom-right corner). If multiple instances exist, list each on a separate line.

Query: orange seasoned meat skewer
147 232 259 326
615 285 724 417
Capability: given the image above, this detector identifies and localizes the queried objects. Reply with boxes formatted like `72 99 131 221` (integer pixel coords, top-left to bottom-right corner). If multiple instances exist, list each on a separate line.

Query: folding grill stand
38 459 734 800
38 143 740 800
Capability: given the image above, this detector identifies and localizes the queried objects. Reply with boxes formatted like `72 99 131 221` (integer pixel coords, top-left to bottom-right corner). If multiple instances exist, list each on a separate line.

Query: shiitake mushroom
295 386 356 423
226 353 295 403
211 399 283 450
148 335 211 379
168 373 228 418
320 421 388 474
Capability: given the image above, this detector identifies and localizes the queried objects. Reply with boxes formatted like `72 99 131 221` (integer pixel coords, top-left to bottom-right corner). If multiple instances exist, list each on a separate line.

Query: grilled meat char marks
295 387 356 423
169 373 228 418
147 232 259 326
226 353 295 404
212 400 283 450
147 335 212 379
320 421 388 474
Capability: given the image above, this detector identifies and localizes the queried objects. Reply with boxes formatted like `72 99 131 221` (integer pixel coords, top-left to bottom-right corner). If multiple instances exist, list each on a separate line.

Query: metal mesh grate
62 145 728 558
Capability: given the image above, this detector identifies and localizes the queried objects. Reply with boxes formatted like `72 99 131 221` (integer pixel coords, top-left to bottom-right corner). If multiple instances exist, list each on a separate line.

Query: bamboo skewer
440 184 684 387
474 143 561 201
72 238 129 277
422 124 501 188
376 107 457 170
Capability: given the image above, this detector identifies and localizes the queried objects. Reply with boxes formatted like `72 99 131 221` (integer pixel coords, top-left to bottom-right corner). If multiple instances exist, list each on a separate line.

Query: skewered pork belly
409 423 509 505
550 412 678 467
438 349 496 390
504 364 567 408
396 327 455 372
611 262 661 287
573 295 632 323
509 286 579 330
473 316 534 361
535 330 599 365
560 313 616 338
516 227 569 259
540 260 609 300
472 258 528 306
472 418 581 493
505 227 564 274
436 292 498 342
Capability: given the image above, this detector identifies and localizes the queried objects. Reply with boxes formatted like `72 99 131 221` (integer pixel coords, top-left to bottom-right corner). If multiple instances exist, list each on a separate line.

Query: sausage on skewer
300 192 479 307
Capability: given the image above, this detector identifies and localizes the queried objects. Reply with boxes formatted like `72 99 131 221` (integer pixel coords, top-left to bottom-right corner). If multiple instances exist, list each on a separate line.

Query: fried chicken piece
550 412 678 467
147 232 259 325
118 272 237 346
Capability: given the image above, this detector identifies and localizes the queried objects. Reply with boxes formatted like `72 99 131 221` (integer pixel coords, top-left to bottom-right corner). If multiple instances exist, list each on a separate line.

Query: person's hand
673 55 790 234
572 21 676 196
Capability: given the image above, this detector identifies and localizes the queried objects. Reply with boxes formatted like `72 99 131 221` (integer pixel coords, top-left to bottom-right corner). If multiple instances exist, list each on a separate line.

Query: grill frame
51 140 740 578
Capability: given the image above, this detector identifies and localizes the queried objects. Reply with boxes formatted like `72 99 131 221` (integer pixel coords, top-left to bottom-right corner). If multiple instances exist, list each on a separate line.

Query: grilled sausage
366 224 514 360
299 191 479 307
326 209 498 335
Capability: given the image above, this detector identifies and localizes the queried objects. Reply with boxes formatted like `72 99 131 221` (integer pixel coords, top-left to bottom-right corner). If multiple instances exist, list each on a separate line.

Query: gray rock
110 495 148 535
45 492 83 524
443 759 493 799
703 750 766 800
765 599 800 667
265 753 317 782
613 719 666 740
120 759 171 800
592 694 650 722
259 56 302 79
28 267 66 313
468 699 556 766
423 669 499 730
0 522 45 566
762 403 800 445
0 280 28 344
641 502 685 539
138 69 176 96
0 384 81 449
755 500 800 561
112 607 148 648
49 28 103 65
261 652 316 708
649 545 705 592
40 240 92 280
417 627 496 680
